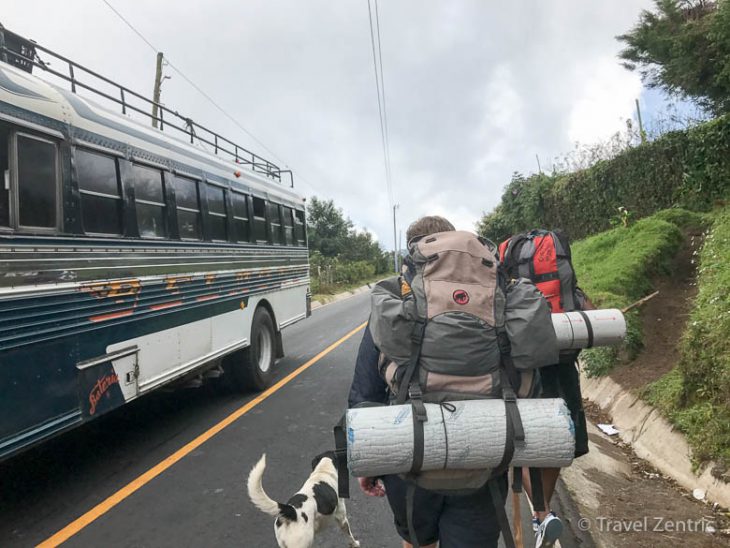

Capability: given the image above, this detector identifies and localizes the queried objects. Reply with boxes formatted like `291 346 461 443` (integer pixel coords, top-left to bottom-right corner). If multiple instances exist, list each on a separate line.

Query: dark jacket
348 265 419 408
347 324 388 408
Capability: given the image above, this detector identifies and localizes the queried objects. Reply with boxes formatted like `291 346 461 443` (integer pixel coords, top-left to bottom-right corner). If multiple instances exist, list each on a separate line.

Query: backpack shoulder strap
549 230 581 311
501 233 530 278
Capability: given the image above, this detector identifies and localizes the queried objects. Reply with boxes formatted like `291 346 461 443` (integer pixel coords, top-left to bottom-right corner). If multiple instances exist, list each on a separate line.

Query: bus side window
231 191 250 243
252 197 266 243
132 164 167 238
294 209 306 246
267 201 282 245
0 125 9 227
17 133 57 229
282 206 294 246
76 148 123 235
172 175 201 240
206 184 227 241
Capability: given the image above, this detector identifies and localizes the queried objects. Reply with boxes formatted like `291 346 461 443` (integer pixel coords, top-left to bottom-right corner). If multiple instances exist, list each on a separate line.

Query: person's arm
576 287 596 311
347 324 389 408
347 324 389 497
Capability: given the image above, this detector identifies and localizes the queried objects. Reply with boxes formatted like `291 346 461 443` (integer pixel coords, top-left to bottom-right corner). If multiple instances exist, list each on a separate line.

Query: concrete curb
310 283 373 311
579 368 730 508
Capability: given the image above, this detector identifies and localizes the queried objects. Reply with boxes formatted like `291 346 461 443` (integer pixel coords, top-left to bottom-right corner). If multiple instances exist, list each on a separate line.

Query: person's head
406 215 455 244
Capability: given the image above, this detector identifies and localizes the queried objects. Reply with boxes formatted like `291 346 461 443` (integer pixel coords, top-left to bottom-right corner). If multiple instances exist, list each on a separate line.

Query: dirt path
609 228 702 391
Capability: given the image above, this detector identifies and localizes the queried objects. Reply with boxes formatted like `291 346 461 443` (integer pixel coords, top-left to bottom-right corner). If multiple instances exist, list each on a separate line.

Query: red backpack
498 229 582 313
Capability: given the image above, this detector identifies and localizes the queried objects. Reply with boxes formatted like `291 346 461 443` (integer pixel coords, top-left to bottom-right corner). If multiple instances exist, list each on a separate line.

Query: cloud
2 0 653 247
568 57 644 144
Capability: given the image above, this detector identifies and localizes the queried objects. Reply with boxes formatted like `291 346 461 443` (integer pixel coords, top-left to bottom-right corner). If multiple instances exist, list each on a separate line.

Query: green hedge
478 116 730 242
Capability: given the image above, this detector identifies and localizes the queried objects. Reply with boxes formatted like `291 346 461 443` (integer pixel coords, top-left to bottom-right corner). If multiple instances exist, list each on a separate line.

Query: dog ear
311 450 336 470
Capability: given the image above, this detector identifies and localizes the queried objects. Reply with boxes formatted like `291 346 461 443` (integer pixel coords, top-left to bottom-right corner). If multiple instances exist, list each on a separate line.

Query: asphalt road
0 291 584 547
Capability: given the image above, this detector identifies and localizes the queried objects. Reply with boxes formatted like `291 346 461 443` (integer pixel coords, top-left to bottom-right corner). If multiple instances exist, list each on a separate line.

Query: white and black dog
247 452 360 548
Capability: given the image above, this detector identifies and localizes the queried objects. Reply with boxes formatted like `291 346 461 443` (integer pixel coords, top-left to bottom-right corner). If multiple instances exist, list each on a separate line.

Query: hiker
499 229 595 547
348 215 514 548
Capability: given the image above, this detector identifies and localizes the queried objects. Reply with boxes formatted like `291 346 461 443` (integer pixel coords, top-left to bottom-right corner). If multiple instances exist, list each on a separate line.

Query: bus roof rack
0 23 293 187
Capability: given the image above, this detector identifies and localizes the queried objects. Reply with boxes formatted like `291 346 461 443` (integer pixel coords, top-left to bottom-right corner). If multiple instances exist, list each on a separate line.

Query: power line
100 0 297 177
367 0 394 208
374 0 394 206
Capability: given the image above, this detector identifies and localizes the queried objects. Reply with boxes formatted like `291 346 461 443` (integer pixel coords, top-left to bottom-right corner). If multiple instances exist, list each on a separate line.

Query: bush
478 116 730 242
309 253 378 296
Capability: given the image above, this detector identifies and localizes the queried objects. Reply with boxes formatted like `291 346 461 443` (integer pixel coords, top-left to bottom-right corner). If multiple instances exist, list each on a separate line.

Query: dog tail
247 454 282 517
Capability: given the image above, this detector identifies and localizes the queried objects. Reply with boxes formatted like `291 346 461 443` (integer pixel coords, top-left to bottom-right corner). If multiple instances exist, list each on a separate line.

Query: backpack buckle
408 383 423 400
411 319 426 345
408 386 428 423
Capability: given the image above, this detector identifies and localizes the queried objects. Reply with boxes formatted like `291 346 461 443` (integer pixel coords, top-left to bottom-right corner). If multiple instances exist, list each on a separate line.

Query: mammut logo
89 372 119 415
453 289 470 305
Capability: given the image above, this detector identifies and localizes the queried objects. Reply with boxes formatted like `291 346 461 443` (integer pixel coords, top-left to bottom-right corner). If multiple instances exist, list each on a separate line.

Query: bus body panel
0 50 310 462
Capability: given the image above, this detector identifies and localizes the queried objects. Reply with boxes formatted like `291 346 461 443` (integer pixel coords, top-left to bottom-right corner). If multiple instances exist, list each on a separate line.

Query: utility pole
152 52 164 128
635 98 647 144
392 203 399 273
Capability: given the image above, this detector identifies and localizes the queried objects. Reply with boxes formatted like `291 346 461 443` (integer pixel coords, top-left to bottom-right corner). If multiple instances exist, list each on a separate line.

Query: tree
617 0 730 115
341 229 381 263
306 197 353 257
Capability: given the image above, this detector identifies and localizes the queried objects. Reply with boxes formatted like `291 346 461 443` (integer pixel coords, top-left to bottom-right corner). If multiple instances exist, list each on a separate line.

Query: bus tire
225 307 276 392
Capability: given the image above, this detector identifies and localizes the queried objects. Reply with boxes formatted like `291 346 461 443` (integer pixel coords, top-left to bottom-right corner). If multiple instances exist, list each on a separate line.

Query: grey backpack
368 230 558 494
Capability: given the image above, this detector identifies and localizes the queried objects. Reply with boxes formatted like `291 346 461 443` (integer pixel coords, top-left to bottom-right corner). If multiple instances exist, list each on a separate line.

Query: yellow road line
38 321 367 548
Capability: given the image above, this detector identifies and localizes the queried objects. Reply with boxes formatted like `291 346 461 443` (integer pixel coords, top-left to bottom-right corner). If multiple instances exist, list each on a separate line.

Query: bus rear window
172 176 201 240
231 191 250 242
17 134 57 228
0 126 9 227
252 196 266 242
267 202 282 245
132 164 166 238
294 209 306 246
76 149 122 235
206 184 227 241
282 206 294 246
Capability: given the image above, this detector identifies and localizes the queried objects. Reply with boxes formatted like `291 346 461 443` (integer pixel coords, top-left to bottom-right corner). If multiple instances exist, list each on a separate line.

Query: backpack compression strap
499 234 529 278
397 318 429 476
406 483 421 548
489 477 517 548
333 415 350 499
495 328 525 475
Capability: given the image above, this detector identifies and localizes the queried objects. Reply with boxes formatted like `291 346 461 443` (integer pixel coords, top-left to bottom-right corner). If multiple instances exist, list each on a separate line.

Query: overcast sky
4 0 660 248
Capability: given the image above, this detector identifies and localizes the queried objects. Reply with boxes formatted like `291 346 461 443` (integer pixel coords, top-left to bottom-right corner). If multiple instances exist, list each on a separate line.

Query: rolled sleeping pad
552 308 626 350
346 398 574 478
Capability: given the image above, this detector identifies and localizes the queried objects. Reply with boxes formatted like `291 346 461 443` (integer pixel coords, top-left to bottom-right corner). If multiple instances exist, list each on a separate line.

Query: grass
311 273 384 304
571 213 686 377
646 206 730 467
568 206 729 465
572 215 684 304
650 208 709 231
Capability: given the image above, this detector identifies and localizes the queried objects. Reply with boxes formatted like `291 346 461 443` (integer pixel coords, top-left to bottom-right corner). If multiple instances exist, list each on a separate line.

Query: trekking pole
621 290 659 313
511 467 524 548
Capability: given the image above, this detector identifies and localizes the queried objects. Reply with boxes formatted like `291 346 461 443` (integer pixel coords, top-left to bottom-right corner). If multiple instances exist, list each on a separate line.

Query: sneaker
532 511 557 532
535 513 563 548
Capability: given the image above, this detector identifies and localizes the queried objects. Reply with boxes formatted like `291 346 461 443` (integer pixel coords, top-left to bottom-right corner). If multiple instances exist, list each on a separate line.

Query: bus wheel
225 307 276 392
